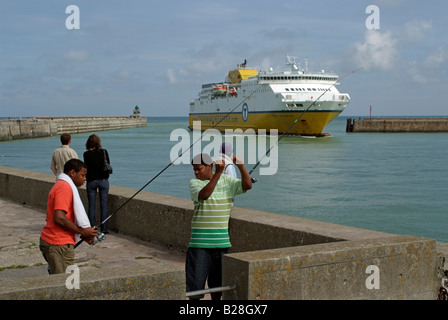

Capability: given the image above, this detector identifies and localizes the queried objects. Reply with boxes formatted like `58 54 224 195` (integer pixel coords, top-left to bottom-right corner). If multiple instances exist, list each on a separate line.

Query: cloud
407 45 448 83
166 68 177 84
352 30 399 71
346 19 443 85
64 50 89 63
401 20 432 43
112 70 131 82
425 45 448 67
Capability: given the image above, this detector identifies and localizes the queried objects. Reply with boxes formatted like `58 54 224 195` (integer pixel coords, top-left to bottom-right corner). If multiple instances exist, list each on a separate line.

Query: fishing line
76 66 362 247
248 67 364 179
75 81 264 248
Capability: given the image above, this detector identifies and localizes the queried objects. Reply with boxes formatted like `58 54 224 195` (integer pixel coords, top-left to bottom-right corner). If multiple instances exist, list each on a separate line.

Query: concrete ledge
223 235 438 300
0 263 184 300
227 206 395 252
0 165 443 299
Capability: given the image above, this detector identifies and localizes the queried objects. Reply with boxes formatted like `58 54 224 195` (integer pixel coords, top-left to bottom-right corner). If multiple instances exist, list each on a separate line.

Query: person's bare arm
53 210 97 239
198 161 225 200
233 156 252 191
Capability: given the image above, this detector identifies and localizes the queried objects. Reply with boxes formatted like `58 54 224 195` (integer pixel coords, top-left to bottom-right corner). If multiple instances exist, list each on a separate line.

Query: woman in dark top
83 134 111 233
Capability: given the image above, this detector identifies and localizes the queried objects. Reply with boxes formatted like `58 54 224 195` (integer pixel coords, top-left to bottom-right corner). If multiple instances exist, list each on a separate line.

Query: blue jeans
86 179 109 233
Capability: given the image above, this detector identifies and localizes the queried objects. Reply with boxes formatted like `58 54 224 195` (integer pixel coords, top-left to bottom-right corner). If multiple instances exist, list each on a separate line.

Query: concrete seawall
0 165 446 300
0 116 147 141
346 117 448 132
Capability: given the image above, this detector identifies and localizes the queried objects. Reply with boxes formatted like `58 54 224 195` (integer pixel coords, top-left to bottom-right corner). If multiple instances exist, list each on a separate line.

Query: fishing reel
90 232 106 246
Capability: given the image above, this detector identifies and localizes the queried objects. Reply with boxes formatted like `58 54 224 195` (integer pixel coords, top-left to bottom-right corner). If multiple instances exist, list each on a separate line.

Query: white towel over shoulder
220 153 237 178
57 173 91 241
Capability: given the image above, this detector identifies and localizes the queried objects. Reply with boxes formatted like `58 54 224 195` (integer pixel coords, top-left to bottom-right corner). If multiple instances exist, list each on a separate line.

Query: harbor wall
346 117 448 132
0 116 147 141
0 165 445 300
0 264 185 300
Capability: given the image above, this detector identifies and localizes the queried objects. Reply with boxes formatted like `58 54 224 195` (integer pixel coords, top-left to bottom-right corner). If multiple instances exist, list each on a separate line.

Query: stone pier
0 116 147 141
0 165 446 300
346 117 448 133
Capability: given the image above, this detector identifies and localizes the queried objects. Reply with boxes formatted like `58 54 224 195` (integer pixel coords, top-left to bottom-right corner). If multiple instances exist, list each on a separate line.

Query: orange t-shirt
40 180 76 245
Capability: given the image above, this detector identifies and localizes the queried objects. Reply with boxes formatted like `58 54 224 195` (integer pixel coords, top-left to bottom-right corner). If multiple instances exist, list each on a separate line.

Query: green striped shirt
189 174 245 248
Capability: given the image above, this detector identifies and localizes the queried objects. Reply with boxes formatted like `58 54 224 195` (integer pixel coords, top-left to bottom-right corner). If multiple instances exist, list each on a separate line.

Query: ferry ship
188 55 350 136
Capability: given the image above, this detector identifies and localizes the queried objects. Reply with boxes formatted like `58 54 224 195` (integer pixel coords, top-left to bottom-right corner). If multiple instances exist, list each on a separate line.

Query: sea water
0 117 447 242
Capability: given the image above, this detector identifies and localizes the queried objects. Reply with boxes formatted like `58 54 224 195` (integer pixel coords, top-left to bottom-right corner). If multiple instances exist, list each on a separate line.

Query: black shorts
185 247 229 299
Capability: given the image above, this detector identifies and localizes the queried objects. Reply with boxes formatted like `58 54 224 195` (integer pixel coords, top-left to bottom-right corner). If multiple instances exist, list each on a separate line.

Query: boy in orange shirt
40 159 97 274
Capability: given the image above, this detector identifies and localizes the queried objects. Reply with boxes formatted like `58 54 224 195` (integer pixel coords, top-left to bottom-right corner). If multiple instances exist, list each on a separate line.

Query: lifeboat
212 85 227 96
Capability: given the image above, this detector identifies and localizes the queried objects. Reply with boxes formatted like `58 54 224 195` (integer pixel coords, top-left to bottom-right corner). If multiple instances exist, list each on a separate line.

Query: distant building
131 105 141 118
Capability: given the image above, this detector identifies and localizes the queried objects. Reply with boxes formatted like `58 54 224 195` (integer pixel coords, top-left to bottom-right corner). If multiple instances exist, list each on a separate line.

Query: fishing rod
76 66 362 247
75 82 265 248
248 67 364 179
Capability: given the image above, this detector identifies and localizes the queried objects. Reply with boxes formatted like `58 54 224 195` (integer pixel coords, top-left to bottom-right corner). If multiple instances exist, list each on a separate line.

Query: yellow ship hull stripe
189 111 342 135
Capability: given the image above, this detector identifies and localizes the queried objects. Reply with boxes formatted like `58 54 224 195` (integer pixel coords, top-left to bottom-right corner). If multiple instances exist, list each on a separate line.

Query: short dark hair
64 158 86 174
191 153 213 165
60 133 71 145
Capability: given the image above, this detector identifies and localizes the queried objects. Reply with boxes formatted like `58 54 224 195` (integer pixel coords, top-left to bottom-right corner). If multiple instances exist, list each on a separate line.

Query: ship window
285 88 289 91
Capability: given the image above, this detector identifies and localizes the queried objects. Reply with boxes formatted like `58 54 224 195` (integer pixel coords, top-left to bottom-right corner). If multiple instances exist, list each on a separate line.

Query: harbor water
0 117 447 242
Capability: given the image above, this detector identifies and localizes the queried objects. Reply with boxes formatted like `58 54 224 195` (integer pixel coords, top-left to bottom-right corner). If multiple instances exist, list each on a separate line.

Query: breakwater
0 116 147 141
346 117 448 132
0 165 446 300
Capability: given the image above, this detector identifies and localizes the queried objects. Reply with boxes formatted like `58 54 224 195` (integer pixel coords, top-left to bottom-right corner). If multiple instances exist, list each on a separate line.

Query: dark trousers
185 247 229 300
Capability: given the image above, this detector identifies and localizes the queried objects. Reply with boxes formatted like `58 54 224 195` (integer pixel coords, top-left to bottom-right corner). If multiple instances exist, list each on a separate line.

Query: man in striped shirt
187 153 252 300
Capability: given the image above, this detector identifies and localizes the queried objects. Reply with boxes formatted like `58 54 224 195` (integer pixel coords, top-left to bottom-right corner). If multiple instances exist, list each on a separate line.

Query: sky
0 0 447 118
